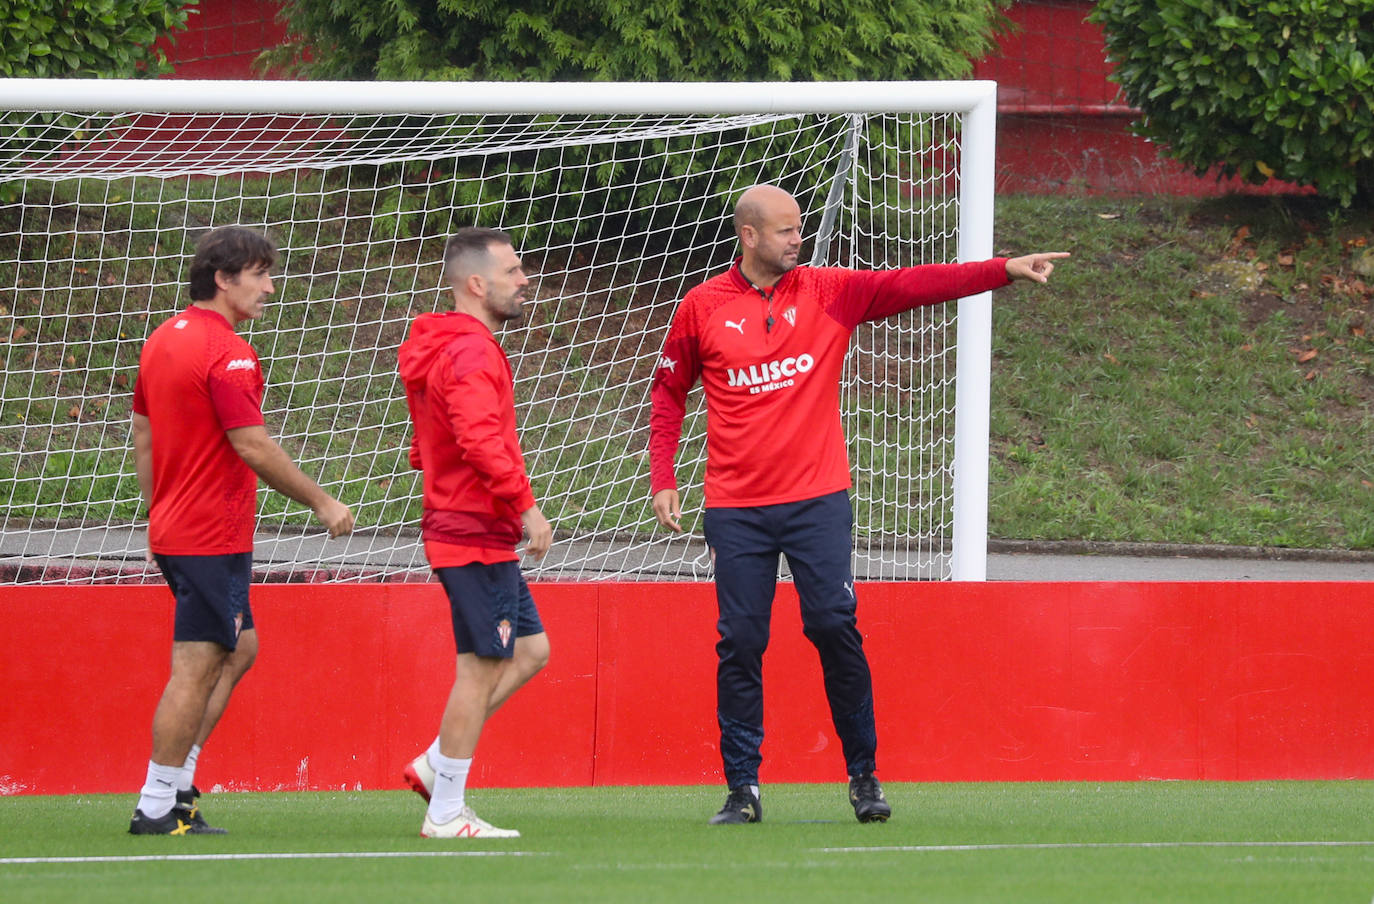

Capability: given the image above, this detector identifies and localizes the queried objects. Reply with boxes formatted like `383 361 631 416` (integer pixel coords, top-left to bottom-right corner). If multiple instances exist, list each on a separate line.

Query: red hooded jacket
398 311 536 554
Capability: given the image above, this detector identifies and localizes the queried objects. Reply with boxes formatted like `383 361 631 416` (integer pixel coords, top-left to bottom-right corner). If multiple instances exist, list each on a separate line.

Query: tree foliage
264 0 1009 82
0 0 195 78
1091 0 1374 205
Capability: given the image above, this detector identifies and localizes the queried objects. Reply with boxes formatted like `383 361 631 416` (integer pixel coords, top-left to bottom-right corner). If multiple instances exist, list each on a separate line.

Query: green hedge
265 0 1009 82
0 0 194 78
1091 0 1374 205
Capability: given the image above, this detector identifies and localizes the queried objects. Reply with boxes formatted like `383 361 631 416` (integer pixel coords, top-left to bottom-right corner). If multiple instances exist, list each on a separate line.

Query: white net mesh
0 96 970 583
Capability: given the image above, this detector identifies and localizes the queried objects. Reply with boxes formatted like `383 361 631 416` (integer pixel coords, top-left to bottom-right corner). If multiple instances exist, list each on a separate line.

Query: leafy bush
0 0 195 78
265 0 1009 82
1090 0 1374 205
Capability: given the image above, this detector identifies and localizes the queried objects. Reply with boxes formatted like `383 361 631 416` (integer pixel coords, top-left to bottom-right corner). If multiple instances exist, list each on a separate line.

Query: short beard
491 294 525 324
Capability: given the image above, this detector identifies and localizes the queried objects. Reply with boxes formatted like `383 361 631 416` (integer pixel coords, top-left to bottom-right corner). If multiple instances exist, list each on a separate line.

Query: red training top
398 311 535 568
649 259 1010 508
132 305 265 554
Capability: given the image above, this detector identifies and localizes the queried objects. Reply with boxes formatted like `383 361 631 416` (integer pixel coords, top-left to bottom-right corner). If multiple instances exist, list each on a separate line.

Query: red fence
4 580 1372 796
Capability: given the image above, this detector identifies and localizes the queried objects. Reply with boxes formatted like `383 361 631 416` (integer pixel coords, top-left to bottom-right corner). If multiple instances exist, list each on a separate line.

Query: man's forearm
228 427 331 509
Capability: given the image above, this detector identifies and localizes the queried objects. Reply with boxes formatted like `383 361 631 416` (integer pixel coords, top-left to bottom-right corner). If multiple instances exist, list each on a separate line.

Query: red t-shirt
132 305 265 554
649 259 1010 508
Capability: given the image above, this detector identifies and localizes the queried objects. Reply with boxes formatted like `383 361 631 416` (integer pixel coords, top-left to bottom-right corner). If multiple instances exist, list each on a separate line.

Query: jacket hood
398 311 490 390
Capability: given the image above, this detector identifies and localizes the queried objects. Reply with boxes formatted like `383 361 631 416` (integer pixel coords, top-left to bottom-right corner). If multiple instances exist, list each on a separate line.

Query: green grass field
2 782 1372 903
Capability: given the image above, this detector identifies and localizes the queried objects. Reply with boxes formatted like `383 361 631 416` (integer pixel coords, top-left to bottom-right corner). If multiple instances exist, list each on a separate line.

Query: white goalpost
0 78 996 583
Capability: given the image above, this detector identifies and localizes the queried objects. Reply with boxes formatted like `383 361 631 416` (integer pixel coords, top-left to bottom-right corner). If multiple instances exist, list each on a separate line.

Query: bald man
649 184 1068 825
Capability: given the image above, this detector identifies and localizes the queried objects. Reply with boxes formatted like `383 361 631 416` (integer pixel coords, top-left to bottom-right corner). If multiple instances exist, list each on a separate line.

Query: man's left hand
1005 251 1070 284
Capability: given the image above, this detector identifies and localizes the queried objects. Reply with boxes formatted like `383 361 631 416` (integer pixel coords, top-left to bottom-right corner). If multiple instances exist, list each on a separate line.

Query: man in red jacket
650 184 1068 825
398 227 552 839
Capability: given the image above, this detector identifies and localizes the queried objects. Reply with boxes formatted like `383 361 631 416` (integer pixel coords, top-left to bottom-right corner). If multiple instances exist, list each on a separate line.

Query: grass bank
989 194 1373 549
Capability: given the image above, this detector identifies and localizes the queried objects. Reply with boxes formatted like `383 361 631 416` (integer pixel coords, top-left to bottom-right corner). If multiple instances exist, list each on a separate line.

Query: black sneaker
129 808 194 835
174 785 228 835
708 786 762 825
848 773 891 823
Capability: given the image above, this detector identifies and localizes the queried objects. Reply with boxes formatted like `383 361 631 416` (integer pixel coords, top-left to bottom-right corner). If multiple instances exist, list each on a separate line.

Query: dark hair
443 227 513 283
187 226 278 301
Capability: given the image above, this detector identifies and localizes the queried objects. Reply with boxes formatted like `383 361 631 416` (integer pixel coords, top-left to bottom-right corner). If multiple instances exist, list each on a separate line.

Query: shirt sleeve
648 297 703 496
826 259 1012 329
207 349 266 431
436 336 535 512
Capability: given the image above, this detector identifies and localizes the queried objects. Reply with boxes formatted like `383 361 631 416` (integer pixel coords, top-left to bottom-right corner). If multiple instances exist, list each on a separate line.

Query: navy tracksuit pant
702 489 877 788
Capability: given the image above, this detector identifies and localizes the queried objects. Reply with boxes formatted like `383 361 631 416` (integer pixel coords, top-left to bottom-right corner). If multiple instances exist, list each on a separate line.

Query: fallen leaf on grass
1297 349 1318 363
1304 370 1318 381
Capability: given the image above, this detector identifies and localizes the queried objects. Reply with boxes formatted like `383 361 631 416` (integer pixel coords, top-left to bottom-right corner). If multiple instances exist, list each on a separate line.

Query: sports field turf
2 782 1371 903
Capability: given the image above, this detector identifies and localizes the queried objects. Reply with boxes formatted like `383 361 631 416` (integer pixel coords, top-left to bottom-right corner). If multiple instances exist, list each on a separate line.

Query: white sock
178 744 201 793
426 752 473 825
425 736 441 767
136 761 181 819
750 784 760 800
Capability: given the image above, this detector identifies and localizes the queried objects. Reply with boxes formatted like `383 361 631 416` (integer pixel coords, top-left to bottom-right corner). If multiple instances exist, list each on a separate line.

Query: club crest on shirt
497 618 513 649
783 307 797 326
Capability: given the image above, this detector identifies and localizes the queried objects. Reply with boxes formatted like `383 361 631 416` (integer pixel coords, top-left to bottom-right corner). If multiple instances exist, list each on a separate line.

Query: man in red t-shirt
397 227 552 839
128 226 354 835
650 184 1068 825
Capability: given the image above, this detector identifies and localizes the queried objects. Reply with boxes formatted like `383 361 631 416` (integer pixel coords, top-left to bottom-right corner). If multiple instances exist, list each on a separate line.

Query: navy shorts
435 561 544 658
155 552 254 650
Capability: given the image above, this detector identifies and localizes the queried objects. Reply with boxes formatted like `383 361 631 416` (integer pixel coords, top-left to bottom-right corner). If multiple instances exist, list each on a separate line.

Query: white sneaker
421 806 520 839
402 752 434 802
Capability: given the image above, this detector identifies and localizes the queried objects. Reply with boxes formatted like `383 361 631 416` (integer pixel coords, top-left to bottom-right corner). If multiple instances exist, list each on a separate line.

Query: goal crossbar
0 79 996 116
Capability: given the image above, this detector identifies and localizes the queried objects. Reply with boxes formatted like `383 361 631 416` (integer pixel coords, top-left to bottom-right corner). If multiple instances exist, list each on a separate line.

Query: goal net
0 80 996 584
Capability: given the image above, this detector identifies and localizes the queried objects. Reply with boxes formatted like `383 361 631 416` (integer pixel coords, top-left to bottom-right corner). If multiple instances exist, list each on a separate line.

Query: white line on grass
0 850 541 865
819 841 1374 854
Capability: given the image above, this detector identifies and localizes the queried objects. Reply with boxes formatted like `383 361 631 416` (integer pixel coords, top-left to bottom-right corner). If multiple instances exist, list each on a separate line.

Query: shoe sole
855 805 891 823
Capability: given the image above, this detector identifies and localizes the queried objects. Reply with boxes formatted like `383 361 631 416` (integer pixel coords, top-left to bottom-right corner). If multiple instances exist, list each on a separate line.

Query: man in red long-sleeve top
650 184 1068 825
398 227 552 839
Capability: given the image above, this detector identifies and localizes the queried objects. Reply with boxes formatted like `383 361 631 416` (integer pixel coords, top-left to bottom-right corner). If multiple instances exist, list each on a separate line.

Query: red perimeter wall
3 581 1373 796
